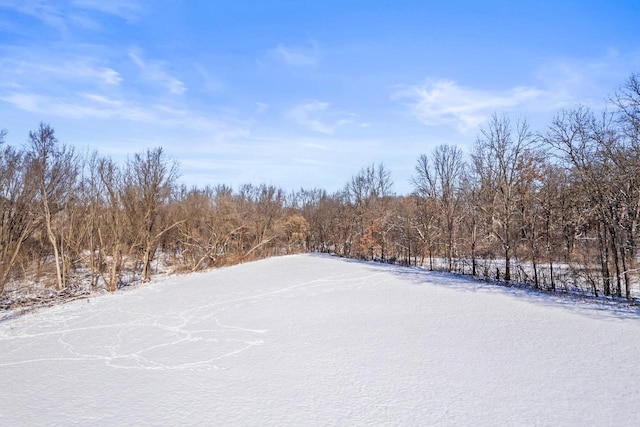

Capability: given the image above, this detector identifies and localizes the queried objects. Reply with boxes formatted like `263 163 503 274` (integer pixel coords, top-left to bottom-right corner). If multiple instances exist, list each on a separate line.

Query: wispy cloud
0 90 248 135
129 49 187 95
395 52 640 132
0 0 142 35
287 101 357 134
392 79 546 131
0 92 149 121
0 56 122 87
533 50 640 108
255 102 269 114
268 42 321 68
72 0 142 21
195 65 224 93
0 46 241 136
0 0 68 34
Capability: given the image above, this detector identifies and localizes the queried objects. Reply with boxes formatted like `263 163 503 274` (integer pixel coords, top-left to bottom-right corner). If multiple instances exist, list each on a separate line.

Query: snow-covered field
1 254 639 426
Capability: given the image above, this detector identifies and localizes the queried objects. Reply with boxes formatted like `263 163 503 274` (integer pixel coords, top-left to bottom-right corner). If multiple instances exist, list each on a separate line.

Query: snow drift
1 254 639 425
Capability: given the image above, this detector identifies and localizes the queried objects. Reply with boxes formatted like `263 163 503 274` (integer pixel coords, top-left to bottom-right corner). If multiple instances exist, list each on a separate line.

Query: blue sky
1 1 639 194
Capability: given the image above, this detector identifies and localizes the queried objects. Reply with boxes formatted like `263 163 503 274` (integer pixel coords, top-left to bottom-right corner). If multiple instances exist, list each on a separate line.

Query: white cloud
0 49 234 135
287 101 354 134
0 0 68 34
393 51 640 133
533 51 640 108
0 0 141 35
0 91 248 135
268 42 320 68
392 79 545 131
129 49 187 95
100 67 122 85
0 92 150 121
67 12 102 30
0 56 122 86
255 102 269 114
72 0 141 21
195 65 224 93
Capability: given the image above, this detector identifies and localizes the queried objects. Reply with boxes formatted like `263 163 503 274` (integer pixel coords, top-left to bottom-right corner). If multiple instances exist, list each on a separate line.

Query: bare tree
473 114 536 282
175 185 246 271
27 123 77 290
277 214 310 254
292 188 331 252
345 163 393 260
611 73 640 299
77 152 104 289
543 107 623 297
124 148 179 282
96 157 127 291
612 73 640 145
458 170 482 277
386 195 421 266
412 145 466 271
515 151 546 288
0 131 39 291
238 184 286 259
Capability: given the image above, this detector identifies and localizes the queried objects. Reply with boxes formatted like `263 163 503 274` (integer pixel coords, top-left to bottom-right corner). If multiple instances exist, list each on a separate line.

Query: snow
1 254 640 426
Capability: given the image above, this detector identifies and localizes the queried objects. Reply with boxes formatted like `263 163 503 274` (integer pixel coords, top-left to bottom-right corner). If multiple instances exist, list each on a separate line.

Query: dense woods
2 73 640 305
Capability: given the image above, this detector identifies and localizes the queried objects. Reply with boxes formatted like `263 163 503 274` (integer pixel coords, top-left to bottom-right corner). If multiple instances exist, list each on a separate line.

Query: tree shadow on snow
321 254 640 322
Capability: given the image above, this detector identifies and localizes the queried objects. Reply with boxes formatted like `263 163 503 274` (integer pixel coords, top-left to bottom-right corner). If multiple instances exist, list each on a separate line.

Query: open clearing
1 254 639 425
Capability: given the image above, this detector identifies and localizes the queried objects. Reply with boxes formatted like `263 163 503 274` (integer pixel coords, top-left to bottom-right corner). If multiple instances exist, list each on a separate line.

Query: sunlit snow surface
1 254 640 426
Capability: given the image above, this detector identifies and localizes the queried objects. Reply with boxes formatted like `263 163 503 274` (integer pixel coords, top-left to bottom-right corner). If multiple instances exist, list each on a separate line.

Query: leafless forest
2 74 640 307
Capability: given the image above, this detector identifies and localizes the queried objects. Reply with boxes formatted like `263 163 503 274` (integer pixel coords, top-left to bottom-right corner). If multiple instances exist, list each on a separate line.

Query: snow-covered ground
1 254 639 426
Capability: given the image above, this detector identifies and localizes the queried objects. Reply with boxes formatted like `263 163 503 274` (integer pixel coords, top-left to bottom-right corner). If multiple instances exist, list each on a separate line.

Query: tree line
1 73 639 304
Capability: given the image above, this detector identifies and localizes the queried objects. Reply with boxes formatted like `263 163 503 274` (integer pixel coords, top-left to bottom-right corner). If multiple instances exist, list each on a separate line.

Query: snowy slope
1 254 639 426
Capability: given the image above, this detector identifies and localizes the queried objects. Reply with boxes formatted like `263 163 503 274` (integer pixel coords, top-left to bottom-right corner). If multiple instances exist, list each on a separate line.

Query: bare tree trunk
598 225 611 297
504 246 511 283
142 244 153 283
608 226 622 297
28 123 77 291
40 189 65 290
621 248 631 300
